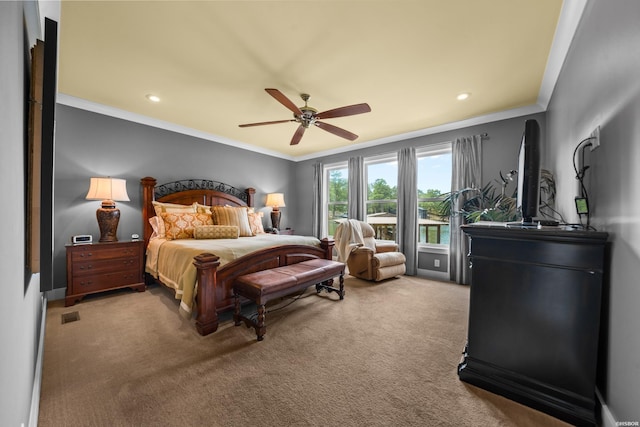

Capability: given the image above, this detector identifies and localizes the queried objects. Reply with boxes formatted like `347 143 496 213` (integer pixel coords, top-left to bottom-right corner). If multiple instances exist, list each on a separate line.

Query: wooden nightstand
65 240 145 306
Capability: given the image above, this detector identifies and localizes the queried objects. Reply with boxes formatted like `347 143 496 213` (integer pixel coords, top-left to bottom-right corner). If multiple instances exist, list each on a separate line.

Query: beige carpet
39 275 570 427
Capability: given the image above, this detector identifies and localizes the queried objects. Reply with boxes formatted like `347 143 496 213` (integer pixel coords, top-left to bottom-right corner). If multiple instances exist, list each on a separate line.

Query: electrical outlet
589 126 600 151
434 259 440 268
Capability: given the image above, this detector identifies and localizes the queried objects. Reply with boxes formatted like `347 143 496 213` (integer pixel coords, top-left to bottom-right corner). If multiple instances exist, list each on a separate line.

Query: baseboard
45 287 65 301
596 388 616 427
417 268 450 282
28 293 47 427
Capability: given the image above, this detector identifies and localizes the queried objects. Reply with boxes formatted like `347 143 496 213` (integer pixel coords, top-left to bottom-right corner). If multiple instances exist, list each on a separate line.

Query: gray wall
545 0 640 422
292 113 547 236
0 3 45 426
53 105 295 290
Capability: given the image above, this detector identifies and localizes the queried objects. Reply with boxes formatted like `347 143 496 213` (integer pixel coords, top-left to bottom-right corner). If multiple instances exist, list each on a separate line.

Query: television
516 119 541 225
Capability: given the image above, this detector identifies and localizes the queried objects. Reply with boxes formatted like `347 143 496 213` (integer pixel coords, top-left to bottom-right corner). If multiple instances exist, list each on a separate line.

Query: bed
141 177 334 336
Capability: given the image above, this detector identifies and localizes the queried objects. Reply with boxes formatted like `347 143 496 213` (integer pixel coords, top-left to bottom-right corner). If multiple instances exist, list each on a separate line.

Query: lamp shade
265 193 285 208
85 177 130 202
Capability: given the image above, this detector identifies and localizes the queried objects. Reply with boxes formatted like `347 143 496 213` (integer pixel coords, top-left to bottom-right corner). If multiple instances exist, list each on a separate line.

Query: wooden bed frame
141 177 334 336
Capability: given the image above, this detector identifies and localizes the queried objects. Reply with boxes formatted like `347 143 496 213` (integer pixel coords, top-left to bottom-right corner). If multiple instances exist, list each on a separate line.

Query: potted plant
439 169 556 223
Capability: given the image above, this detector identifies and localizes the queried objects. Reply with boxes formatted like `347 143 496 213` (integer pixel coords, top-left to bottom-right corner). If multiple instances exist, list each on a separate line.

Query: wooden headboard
141 177 255 247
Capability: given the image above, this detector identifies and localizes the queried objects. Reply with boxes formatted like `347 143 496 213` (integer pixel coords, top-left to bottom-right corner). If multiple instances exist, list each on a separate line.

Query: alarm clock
72 234 92 244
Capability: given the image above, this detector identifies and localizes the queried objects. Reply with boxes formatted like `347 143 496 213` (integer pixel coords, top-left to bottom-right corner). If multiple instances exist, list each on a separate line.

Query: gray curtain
348 156 365 220
397 147 417 275
449 135 482 284
312 162 323 238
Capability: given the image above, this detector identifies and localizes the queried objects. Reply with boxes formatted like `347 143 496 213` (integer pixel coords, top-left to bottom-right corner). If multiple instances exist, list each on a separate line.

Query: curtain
348 156 365 220
312 162 323 238
398 147 417 275
449 135 482 284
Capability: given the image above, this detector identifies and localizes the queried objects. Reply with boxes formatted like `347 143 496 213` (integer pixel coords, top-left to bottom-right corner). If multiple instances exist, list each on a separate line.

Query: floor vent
61 311 80 324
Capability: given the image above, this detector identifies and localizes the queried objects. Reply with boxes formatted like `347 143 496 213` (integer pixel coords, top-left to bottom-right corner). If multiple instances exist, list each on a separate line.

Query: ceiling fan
239 88 371 145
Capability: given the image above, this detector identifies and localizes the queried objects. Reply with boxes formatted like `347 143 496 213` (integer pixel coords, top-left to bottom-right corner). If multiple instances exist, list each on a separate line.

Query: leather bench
233 258 345 341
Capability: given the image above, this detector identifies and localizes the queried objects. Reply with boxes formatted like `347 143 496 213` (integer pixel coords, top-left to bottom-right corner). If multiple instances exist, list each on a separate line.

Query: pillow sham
194 225 240 239
153 201 197 217
148 216 162 240
211 206 253 237
161 212 213 240
195 203 212 215
247 211 265 235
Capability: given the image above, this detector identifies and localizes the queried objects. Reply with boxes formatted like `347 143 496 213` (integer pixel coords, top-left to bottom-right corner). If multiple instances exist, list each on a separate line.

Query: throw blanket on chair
335 219 365 262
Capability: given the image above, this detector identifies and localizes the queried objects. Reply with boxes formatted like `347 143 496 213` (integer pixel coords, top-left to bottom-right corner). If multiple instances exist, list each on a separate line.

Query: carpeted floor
38 275 571 427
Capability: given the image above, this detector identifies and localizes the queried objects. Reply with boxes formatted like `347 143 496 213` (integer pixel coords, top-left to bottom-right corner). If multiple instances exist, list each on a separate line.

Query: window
365 154 398 241
417 144 452 245
324 162 348 237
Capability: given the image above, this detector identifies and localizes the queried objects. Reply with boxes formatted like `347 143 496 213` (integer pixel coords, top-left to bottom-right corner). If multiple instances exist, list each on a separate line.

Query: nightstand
278 228 295 235
65 240 145 306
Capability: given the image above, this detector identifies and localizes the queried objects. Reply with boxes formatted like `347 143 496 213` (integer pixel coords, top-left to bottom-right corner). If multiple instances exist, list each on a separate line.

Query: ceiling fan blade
265 88 303 115
315 121 358 141
239 119 294 128
316 103 371 120
290 125 306 145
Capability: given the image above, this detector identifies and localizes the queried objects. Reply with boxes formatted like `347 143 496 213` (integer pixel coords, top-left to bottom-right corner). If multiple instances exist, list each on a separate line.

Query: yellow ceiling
57 0 565 160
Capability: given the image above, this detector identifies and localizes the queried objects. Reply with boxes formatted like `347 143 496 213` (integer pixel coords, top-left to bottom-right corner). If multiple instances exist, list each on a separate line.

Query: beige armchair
334 220 406 281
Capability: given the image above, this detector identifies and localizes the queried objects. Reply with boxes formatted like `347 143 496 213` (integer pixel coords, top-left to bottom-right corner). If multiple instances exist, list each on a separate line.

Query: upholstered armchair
334 220 406 281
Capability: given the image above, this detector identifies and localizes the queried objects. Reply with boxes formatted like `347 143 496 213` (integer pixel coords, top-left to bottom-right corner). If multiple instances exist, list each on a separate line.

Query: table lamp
85 177 130 242
265 193 285 230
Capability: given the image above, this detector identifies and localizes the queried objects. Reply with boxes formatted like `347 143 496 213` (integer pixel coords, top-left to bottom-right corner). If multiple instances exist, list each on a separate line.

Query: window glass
417 146 452 245
325 165 348 237
366 156 398 241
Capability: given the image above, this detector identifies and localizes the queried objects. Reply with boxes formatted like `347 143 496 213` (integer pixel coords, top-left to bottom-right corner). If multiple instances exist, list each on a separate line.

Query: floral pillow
160 212 213 240
247 211 265 235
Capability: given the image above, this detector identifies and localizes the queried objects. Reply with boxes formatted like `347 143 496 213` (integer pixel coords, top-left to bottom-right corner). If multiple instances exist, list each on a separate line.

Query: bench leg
256 304 266 341
315 272 345 300
233 294 242 326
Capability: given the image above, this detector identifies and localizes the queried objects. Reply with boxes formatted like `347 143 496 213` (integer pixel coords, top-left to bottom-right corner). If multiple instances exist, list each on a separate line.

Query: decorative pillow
195 203 212 215
194 225 240 239
161 212 213 240
152 202 198 238
149 216 162 240
211 206 253 237
153 201 196 217
247 211 265 235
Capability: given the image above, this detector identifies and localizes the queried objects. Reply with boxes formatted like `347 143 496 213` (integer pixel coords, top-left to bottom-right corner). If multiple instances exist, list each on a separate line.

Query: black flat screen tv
516 119 541 224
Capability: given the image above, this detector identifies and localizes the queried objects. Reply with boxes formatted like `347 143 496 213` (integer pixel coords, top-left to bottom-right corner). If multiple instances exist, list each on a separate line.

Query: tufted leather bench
233 258 345 341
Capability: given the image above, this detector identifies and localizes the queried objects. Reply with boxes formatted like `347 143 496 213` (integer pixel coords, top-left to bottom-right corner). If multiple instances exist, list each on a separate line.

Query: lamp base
96 207 120 242
270 209 281 231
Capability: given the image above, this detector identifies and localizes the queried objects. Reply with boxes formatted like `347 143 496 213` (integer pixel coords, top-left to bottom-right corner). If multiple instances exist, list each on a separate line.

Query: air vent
61 311 80 324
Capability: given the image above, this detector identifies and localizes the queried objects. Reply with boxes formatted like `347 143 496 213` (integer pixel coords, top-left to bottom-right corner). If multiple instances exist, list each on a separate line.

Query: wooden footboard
192 240 334 335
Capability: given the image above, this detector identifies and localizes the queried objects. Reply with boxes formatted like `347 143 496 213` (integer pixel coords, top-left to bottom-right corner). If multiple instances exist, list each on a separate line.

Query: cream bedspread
145 234 321 316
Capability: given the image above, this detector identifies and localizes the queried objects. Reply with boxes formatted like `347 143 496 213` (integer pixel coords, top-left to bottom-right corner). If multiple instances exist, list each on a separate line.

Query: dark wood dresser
459 224 608 427
65 240 145 306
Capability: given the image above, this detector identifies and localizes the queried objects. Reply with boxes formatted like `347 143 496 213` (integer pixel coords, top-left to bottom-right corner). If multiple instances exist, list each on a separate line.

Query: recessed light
457 92 470 101
146 94 160 103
